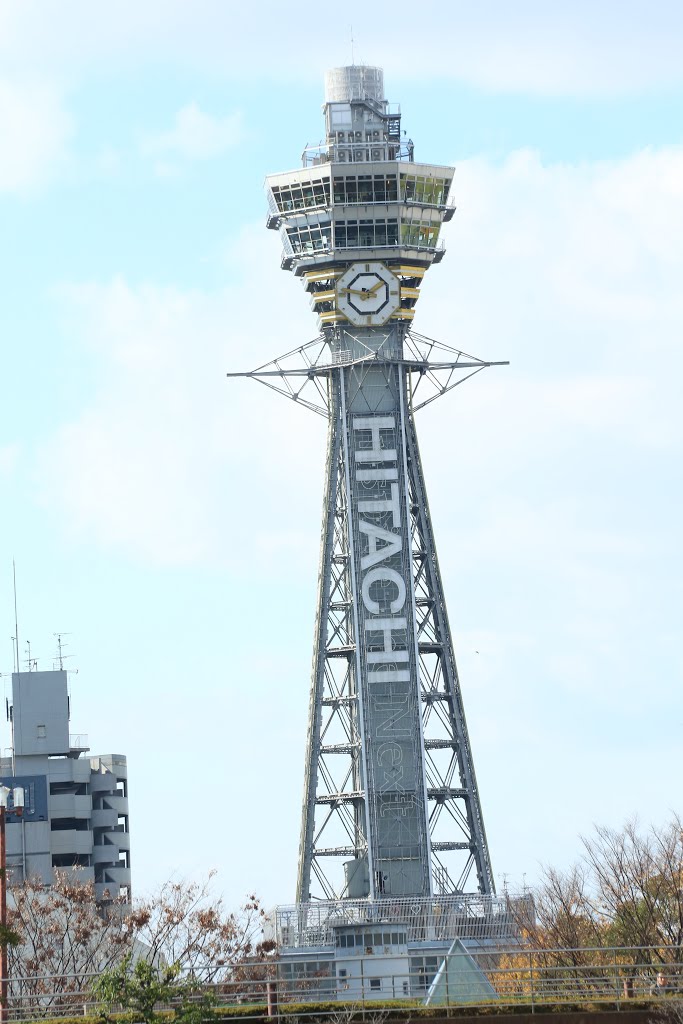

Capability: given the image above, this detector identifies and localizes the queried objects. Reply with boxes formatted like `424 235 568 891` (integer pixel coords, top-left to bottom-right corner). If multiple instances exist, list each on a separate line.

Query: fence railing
1 947 682 1021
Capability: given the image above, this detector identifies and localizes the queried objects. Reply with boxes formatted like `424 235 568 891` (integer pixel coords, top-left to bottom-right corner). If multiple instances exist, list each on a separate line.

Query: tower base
273 894 528 1003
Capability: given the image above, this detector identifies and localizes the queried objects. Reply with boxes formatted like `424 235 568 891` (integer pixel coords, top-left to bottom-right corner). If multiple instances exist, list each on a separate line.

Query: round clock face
336 261 401 326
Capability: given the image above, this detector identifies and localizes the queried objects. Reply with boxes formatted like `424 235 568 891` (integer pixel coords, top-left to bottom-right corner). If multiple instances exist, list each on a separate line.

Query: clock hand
366 279 386 295
339 288 372 299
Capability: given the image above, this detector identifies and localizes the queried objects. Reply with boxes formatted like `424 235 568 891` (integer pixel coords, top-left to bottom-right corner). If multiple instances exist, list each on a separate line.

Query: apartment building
0 669 131 902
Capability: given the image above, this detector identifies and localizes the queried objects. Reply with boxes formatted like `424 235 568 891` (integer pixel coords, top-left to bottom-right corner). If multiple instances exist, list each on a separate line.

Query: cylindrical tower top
324 65 384 103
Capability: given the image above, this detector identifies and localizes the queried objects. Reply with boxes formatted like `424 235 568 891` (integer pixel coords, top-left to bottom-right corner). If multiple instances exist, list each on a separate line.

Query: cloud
38 144 683 579
39 229 319 566
0 78 73 193
0 444 20 475
141 104 243 165
1 1 682 97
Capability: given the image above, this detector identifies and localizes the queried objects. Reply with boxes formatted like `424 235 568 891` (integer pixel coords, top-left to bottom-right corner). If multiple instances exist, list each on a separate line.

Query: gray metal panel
325 66 385 103
340 345 430 898
11 670 70 756
8 819 50 857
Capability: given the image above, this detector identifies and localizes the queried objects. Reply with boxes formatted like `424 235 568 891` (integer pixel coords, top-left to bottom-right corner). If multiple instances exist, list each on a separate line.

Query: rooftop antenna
12 561 19 675
54 633 73 671
25 640 36 672
350 25 354 65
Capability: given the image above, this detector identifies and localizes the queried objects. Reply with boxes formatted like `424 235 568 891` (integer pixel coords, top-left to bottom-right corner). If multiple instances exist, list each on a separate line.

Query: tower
232 67 506 906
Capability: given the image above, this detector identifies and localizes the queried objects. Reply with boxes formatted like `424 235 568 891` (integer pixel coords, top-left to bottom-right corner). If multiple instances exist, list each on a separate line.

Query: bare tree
7 872 132 1016
509 814 683 997
582 817 683 953
5 870 274 1016
129 875 275 983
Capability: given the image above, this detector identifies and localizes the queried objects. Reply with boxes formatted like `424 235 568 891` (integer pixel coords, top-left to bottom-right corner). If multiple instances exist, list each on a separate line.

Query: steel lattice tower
230 66 506 905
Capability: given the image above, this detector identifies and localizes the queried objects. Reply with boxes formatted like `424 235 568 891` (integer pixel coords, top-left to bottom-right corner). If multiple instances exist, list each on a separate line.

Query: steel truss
229 331 506 902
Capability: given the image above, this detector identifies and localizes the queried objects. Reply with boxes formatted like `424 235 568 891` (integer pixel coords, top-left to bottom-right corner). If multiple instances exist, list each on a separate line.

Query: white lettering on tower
350 410 423 868
352 413 413 766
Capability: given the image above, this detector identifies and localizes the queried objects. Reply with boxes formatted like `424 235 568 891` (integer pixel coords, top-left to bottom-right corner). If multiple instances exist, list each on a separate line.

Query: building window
270 177 330 213
400 219 440 249
285 220 332 256
333 218 398 249
400 173 451 206
52 854 91 867
333 174 398 205
51 818 89 831
370 979 381 991
410 956 439 992
50 781 87 795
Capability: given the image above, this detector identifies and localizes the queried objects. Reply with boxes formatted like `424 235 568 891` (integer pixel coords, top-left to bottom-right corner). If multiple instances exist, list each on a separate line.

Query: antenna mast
12 561 19 675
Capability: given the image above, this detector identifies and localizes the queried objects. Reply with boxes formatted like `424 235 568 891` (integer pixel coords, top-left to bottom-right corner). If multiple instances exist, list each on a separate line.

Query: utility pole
0 785 23 1023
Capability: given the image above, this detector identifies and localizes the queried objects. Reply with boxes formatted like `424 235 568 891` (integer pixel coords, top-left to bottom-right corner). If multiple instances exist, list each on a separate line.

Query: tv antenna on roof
12 560 19 675
24 640 37 672
54 633 73 671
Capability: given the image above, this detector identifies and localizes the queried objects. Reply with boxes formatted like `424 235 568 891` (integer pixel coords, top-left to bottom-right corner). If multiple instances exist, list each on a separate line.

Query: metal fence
274 894 530 947
1 947 682 1021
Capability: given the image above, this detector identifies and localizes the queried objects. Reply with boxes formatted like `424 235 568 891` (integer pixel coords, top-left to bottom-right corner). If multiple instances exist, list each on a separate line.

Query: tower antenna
350 25 354 65
12 560 19 675
238 65 509 908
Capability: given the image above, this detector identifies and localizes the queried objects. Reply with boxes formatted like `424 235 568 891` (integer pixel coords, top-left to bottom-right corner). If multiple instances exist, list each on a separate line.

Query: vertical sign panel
343 362 431 897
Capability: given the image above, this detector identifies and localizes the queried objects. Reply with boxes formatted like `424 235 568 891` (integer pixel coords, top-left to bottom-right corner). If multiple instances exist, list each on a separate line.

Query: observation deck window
400 173 451 206
333 174 398 205
358 175 372 202
271 177 330 213
285 220 331 255
400 220 441 249
334 218 398 249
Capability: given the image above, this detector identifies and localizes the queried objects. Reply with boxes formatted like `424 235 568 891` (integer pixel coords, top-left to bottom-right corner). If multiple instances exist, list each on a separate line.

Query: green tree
94 954 214 1024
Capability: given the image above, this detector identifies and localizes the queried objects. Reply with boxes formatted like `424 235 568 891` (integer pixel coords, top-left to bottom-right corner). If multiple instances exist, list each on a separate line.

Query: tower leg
405 417 494 895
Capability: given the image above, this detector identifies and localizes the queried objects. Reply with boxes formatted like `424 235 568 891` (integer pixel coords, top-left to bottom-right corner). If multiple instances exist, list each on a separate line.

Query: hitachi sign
351 415 417 820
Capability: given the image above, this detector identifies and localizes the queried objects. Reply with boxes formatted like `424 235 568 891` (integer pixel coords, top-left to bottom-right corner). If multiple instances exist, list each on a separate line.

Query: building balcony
91 807 117 829
50 830 93 856
92 844 120 865
92 794 127 815
93 830 130 854
48 758 92 784
69 734 90 755
100 865 131 886
109 829 130 851
56 865 95 885
286 241 444 276
90 774 127 796
50 794 91 818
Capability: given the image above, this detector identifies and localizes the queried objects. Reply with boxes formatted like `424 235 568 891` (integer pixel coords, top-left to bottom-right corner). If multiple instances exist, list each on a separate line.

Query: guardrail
1 947 682 1021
